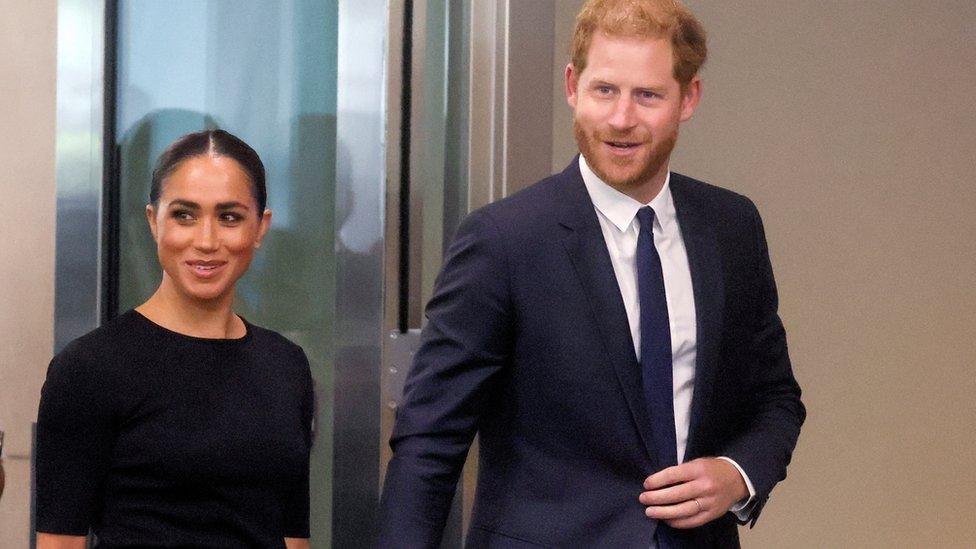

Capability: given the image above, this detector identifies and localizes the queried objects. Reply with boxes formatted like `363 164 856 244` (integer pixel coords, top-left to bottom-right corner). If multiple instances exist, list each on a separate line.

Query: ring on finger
692 498 703 513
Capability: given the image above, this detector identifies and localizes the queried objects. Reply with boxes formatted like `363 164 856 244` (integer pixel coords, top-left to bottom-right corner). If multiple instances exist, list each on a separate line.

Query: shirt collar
579 154 676 233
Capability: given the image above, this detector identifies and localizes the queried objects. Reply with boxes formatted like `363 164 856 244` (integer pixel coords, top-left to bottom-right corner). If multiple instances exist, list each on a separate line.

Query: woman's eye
172 210 194 222
220 213 244 223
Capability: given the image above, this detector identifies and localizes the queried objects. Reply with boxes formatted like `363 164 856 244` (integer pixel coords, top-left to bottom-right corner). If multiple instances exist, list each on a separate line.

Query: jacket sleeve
379 208 513 548
720 200 806 526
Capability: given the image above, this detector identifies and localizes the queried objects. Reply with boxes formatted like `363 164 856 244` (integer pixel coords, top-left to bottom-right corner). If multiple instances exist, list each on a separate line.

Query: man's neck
580 154 670 205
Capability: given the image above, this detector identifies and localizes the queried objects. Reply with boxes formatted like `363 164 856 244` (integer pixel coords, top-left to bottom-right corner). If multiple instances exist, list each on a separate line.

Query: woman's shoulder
49 310 148 374
243 321 309 366
45 311 151 394
243 323 312 387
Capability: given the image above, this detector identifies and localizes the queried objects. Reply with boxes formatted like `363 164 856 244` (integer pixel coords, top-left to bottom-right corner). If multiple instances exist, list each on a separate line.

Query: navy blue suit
379 160 805 548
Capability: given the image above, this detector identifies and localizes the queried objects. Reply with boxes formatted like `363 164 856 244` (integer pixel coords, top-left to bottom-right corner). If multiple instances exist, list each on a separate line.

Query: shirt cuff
716 456 757 520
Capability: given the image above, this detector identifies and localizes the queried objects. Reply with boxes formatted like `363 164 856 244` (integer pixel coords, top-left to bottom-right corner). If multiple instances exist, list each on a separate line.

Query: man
380 0 804 546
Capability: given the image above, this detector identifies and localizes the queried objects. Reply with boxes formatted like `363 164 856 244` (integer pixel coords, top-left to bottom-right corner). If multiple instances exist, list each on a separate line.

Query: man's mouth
607 141 639 149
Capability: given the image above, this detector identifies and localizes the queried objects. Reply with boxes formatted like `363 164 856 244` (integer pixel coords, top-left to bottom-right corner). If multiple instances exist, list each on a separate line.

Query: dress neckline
128 309 253 345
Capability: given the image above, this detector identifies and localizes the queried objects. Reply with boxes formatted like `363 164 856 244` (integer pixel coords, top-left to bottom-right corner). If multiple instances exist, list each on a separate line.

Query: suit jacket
379 159 805 548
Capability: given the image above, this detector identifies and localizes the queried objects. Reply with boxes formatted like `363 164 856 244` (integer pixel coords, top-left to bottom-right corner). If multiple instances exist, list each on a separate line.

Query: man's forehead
579 33 676 84
587 31 672 57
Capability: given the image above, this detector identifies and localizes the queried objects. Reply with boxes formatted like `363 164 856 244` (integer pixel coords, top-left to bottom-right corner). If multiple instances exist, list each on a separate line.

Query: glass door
111 1 338 543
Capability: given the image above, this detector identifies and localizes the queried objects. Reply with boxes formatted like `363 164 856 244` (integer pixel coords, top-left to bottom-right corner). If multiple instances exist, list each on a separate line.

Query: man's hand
638 458 749 529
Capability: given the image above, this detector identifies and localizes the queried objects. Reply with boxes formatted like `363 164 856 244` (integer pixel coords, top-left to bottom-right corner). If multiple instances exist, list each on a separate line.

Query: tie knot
637 206 656 231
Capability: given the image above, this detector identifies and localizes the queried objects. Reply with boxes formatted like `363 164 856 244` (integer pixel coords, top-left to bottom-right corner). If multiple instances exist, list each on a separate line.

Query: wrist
713 457 748 502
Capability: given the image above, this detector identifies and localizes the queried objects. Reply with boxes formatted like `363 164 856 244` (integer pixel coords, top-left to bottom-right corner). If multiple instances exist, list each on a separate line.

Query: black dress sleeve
35 342 116 535
281 350 314 538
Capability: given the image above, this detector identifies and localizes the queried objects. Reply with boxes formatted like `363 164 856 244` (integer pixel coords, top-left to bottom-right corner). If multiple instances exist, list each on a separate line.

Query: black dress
36 310 314 548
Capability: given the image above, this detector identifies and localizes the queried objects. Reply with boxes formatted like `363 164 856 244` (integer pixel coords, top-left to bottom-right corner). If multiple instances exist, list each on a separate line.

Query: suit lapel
556 160 659 468
670 175 725 462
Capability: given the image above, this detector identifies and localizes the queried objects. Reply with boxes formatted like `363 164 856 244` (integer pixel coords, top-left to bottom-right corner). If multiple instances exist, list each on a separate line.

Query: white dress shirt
578 156 756 518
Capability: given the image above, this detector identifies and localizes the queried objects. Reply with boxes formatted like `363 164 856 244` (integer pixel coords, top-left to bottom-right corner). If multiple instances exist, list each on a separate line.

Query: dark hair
149 129 267 211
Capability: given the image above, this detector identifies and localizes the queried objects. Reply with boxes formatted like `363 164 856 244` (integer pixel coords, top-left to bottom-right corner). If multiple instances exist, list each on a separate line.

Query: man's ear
254 209 272 249
145 204 158 242
565 63 580 109
679 76 702 122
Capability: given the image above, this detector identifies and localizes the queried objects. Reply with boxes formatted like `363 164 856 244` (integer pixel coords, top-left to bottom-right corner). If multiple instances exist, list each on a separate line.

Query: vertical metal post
100 0 120 323
54 0 107 352
331 0 390 545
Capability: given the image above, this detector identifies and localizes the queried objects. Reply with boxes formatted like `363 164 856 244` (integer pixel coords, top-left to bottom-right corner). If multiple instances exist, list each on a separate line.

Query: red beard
574 118 677 192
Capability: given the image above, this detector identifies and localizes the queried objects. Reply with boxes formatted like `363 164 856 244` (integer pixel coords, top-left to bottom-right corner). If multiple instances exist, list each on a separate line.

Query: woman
36 130 313 549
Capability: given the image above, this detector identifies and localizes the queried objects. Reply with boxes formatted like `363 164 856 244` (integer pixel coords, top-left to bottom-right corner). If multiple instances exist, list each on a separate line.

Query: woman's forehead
160 155 255 202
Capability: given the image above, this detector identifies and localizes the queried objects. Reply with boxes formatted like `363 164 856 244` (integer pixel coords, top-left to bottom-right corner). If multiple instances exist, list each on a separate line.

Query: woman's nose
193 219 219 252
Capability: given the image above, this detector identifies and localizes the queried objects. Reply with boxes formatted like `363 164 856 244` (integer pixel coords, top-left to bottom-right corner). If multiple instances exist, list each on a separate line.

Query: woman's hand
36 533 88 549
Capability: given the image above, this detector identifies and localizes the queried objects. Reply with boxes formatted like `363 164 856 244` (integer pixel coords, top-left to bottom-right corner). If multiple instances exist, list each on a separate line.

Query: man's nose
607 96 637 131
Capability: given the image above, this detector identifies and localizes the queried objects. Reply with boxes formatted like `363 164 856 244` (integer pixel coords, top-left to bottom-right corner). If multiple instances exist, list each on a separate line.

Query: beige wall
552 1 976 546
0 0 58 545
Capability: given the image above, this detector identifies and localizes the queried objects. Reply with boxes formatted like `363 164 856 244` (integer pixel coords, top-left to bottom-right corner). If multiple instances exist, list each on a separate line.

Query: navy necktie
636 207 678 547
636 206 677 466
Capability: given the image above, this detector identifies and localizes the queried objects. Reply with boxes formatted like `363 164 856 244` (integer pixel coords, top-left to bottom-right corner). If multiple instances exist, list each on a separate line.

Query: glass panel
113 1 337 544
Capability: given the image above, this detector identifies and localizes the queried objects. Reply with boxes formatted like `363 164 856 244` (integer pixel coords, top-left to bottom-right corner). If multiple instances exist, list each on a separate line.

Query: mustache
572 118 650 142
593 130 650 142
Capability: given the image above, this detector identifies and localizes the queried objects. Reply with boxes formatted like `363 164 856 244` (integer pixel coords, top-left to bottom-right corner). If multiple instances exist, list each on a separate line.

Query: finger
643 462 698 490
638 480 699 506
665 496 718 530
644 499 700 521
667 514 711 529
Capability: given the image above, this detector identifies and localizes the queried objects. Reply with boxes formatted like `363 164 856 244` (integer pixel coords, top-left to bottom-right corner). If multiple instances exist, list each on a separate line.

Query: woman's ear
254 209 272 249
145 204 159 242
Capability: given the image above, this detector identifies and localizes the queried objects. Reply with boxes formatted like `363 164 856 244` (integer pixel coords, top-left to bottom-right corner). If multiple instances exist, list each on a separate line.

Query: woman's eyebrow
216 201 250 211
168 199 200 209
166 199 251 211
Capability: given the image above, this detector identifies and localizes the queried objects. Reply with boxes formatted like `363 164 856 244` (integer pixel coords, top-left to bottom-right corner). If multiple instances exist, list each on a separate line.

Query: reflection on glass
114 1 337 543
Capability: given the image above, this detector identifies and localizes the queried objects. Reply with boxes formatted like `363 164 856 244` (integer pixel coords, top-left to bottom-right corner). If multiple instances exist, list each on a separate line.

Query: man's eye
638 91 658 100
596 86 612 95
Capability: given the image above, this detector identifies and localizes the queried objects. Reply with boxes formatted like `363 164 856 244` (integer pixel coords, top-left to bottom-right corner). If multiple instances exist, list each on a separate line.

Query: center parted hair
150 129 267 212
572 0 707 89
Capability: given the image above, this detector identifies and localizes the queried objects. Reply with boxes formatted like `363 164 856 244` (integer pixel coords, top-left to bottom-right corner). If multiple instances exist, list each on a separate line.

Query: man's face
566 32 700 197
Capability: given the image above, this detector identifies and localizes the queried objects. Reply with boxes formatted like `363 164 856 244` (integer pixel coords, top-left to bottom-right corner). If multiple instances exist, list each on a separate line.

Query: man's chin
591 158 656 189
600 171 644 189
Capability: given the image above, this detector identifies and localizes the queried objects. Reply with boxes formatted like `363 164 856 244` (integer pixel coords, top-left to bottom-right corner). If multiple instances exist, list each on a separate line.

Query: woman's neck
135 280 245 339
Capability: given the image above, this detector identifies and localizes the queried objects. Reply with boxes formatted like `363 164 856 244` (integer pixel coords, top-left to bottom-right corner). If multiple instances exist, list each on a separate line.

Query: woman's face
146 155 271 304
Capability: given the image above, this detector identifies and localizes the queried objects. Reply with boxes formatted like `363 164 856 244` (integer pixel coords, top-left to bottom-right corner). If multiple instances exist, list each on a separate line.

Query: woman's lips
185 260 227 279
